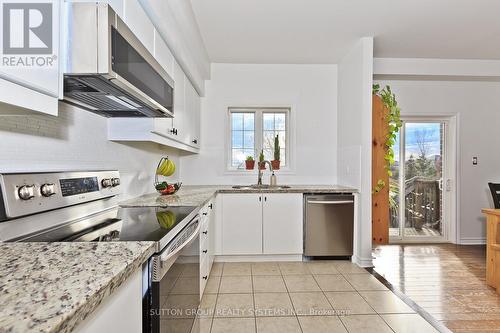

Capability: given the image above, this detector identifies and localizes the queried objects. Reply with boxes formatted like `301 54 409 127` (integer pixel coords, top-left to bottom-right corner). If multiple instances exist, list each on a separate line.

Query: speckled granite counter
120 185 358 207
0 241 155 333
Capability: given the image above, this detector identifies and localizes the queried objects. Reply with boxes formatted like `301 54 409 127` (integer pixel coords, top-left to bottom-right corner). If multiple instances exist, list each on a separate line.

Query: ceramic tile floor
190 261 440 333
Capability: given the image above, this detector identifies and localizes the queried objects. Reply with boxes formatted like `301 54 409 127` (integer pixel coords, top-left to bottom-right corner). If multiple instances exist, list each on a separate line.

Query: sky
394 122 442 161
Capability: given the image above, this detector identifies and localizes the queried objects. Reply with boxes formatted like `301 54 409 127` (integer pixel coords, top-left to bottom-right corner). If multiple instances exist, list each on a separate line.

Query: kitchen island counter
0 241 155 333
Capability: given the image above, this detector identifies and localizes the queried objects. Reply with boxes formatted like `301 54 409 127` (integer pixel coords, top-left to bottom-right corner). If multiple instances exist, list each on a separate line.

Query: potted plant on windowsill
258 150 266 170
245 156 255 170
271 135 280 170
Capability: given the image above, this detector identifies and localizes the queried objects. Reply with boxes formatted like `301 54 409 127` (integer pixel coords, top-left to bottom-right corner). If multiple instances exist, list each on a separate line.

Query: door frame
389 115 458 244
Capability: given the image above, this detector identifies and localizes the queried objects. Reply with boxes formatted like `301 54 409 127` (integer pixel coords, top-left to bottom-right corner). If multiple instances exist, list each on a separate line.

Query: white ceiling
190 0 500 64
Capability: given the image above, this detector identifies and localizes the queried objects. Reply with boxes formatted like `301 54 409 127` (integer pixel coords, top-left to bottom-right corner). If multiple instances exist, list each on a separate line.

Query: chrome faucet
257 160 273 186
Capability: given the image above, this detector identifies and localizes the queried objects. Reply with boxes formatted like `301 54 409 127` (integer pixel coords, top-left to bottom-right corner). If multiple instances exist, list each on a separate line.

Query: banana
163 160 176 177
156 211 176 229
157 159 169 175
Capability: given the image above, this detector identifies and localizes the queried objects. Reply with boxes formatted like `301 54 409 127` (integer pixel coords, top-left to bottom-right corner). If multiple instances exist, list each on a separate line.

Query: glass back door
390 120 448 241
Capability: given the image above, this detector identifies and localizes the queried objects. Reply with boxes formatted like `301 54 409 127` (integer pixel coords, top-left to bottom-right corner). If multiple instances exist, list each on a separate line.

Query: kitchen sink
232 185 291 190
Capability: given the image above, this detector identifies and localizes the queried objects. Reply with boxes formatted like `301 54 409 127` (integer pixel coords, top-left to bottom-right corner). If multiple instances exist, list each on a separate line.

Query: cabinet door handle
192 139 198 144
264 196 267 202
203 231 208 235
202 276 208 280
209 204 213 209
203 250 208 253
203 212 208 216
259 196 261 202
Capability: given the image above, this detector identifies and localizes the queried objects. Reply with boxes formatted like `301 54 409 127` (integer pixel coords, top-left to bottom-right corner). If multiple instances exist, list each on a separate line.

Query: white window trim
225 106 294 174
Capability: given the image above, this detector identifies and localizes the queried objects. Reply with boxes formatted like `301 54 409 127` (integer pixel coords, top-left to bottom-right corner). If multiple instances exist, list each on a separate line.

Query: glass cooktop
20 206 197 243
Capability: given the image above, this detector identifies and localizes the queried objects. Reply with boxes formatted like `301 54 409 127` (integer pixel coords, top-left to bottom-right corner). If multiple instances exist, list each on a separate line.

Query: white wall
0 103 180 200
375 79 500 244
180 63 338 185
337 38 374 267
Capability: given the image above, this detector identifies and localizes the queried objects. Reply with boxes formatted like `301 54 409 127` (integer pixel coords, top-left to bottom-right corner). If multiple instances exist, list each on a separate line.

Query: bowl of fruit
155 181 181 195
154 157 181 195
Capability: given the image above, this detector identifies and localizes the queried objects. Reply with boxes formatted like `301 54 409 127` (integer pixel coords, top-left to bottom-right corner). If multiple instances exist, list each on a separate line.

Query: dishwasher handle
307 200 354 205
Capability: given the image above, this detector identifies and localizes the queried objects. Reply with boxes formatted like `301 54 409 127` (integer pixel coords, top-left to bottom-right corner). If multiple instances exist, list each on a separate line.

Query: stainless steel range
0 171 201 333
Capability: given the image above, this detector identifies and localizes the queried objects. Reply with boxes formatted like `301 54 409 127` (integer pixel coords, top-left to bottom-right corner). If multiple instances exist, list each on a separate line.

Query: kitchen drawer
200 256 209 297
200 237 209 261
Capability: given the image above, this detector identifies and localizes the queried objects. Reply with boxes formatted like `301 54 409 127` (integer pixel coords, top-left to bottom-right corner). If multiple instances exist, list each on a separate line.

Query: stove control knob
40 183 56 197
111 178 120 187
18 185 35 200
101 179 112 188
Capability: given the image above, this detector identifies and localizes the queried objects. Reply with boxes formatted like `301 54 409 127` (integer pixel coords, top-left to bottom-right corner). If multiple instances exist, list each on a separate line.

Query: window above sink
227 107 292 172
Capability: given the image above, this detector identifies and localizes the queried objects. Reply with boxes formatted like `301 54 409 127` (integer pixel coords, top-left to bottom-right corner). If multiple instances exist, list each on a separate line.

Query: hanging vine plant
372 84 402 194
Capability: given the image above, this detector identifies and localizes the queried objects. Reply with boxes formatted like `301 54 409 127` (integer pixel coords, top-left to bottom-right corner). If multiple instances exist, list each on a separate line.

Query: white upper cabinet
154 30 174 78
262 194 303 255
123 0 154 53
0 0 61 116
106 1 201 153
222 194 263 255
184 78 201 147
172 60 187 142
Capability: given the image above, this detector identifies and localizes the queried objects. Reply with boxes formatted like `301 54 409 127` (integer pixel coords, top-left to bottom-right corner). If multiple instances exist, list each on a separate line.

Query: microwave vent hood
63 3 174 118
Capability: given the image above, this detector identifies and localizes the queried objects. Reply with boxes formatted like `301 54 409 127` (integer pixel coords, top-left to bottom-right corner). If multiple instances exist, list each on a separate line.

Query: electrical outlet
472 157 478 165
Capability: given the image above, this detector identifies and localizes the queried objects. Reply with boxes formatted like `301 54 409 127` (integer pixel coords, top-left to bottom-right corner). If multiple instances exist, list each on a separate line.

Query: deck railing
390 177 442 231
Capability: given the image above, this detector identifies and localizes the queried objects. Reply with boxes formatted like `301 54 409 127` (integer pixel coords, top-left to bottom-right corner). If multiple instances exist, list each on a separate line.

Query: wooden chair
488 183 500 209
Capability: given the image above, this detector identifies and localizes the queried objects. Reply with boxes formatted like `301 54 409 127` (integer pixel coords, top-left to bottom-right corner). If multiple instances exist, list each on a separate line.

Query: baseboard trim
459 237 486 245
214 254 302 262
352 255 373 268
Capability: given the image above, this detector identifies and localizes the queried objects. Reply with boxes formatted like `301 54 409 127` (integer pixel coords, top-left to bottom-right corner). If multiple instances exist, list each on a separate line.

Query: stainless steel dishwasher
304 194 355 257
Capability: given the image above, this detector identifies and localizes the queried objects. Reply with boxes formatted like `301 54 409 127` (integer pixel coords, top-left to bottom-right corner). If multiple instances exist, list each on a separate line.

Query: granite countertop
0 241 155 333
120 184 358 207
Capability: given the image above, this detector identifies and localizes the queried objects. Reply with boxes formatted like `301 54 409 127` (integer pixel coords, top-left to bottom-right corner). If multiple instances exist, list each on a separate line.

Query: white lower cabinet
222 194 263 255
262 193 303 254
221 193 303 256
199 199 215 296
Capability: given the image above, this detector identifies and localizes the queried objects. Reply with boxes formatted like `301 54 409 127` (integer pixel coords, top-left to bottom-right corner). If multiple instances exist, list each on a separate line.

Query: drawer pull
203 212 208 216
203 231 208 235
203 250 208 253
202 276 208 280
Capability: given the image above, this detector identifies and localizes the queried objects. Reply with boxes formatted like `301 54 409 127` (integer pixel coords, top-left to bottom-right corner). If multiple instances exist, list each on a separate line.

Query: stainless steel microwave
63 3 174 118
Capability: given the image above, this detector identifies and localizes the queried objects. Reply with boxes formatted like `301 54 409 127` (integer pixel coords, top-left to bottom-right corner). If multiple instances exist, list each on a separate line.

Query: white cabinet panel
73 268 142 333
222 194 262 255
0 0 61 115
184 79 201 147
172 60 186 141
123 0 154 52
153 30 174 78
208 200 216 267
262 194 303 255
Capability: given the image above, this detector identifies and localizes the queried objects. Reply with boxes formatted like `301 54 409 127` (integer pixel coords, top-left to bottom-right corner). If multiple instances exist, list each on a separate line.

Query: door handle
446 179 452 192
307 200 354 205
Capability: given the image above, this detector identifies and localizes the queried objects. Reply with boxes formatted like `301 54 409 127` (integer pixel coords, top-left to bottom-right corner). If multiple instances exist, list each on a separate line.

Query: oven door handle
160 221 200 263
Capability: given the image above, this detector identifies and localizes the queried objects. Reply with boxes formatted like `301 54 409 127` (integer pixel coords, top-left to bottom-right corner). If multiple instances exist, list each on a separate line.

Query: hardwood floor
373 244 500 333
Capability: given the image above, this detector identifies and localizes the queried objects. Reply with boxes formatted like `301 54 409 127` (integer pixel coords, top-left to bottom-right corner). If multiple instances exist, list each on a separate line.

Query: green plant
372 179 386 194
259 150 265 163
246 156 254 161
273 135 280 161
373 84 402 193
